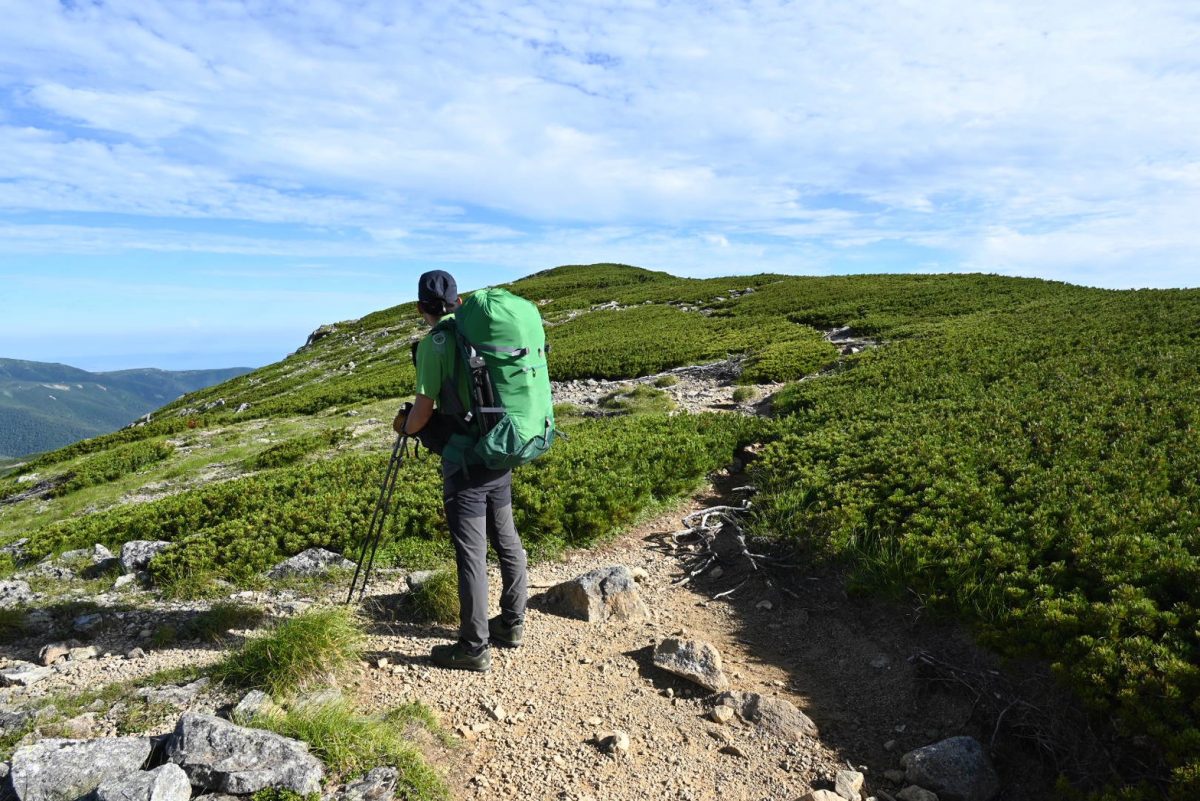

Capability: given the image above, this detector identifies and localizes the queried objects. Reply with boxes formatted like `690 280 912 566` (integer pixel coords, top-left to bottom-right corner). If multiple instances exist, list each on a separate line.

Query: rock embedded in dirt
37 640 81 666
0 662 53 688
336 766 399 801
836 769 865 801
901 737 999 801
0 710 33 736
540 565 649 623
232 690 279 722
166 712 323 795
709 705 735 724
405 570 436 591
9 737 153 801
95 763 192 801
897 787 940 801
652 637 730 691
68 646 99 662
266 547 354 579
137 678 211 709
800 791 846 801
0 580 34 609
119 541 171 574
600 730 631 755
714 691 819 739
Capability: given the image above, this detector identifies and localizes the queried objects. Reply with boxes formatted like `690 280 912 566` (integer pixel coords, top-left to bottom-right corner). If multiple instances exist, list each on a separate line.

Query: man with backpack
393 269 533 672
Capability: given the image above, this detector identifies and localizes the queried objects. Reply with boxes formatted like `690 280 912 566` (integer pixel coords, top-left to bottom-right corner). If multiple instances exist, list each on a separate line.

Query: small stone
885 770 906 784
375 657 389 669
113 574 137 590
600 730 630 755
0 662 54 688
836 769 865 801
798 791 844 801
119 540 171 573
709 566 724 579
73 613 104 632
0 579 35 609
884 739 898 752
126 648 147 660
897 787 939 801
652 637 730 691
714 691 819 739
755 599 773 611
470 721 491 734
629 566 650 583
709 705 735 724
719 743 747 758
266 548 354 579
486 704 506 722
871 655 892 669
232 690 279 722
68 645 99 662
901 736 999 801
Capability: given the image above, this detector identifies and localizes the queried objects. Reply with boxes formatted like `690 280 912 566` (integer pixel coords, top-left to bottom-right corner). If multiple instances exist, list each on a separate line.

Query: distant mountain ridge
0 358 253 458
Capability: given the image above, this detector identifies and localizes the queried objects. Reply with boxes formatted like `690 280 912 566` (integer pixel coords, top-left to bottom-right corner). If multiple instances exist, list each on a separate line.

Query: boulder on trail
652 638 731 691
0 580 34 609
95 763 191 801
336 766 399 801
901 736 1000 801
119 541 171 574
540 565 649 623
37 640 81 666
0 663 53 689
165 712 323 795
267 547 354 579
9 737 152 801
714 690 819 740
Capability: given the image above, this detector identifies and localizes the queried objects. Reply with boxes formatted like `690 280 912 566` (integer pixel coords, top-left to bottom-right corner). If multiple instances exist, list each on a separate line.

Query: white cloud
0 0 1194 286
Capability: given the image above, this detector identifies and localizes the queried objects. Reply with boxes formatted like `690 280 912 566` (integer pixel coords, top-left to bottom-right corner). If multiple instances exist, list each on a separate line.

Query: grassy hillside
1 263 1198 798
0 359 253 457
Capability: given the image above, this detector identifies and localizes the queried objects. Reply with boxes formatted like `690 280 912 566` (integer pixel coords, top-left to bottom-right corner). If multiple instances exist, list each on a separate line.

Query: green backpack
436 288 559 471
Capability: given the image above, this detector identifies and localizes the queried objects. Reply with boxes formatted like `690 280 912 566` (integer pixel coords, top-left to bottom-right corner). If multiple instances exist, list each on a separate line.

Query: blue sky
1 1 1197 370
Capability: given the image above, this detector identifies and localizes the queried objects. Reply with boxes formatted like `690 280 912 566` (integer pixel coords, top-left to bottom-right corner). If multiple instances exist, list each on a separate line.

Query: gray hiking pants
443 465 528 653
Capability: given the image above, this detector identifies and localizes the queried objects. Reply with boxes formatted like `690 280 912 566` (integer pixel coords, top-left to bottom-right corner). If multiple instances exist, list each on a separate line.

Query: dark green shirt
413 315 471 412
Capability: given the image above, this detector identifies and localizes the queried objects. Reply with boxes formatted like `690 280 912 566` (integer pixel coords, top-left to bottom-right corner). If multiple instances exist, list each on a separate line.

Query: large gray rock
119 541 171 574
0 663 53 689
337 767 399 801
0 581 33 609
902 736 1000 801
652 638 730 691
9 737 152 801
714 691 819 739
267 547 354 579
540 565 648 623
166 712 323 795
95 763 191 801
0 710 33 737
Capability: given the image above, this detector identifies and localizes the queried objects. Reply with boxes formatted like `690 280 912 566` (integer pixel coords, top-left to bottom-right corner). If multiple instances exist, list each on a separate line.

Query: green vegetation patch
753 287 1200 798
246 428 350 470
251 699 447 799
597 385 674 415
211 606 364 696
407 567 458 624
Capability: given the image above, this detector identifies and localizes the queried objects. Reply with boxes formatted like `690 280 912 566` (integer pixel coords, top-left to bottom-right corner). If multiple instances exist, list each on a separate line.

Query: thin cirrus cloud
0 0 1198 364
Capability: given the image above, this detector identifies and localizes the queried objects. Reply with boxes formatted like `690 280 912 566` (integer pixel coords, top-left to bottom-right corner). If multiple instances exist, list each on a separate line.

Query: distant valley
0 358 253 459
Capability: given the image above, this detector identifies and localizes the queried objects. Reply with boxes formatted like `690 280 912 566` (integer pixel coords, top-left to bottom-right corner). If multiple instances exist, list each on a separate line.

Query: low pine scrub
211 606 363 697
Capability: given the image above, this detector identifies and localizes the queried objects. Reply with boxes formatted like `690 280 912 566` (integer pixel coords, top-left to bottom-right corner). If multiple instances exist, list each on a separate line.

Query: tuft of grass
597 384 674 415
252 699 448 800
653 374 678 388
552 402 585 420
731 386 754 403
0 607 28 643
211 606 364 696
408 568 458 625
184 602 266 642
150 625 178 648
250 790 320 801
388 701 455 748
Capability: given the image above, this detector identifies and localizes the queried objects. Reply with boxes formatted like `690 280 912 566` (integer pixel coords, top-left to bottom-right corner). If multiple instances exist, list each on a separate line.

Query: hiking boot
488 615 524 648
430 642 491 672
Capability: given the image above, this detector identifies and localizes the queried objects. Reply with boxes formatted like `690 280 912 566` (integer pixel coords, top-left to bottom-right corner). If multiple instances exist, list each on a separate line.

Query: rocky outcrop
165 713 323 795
540 565 648 623
95 763 191 801
651 638 730 691
9 737 152 801
0 663 53 689
714 691 819 739
0 580 33 609
336 767 399 801
901 736 1000 801
119 541 171 574
267 548 354 579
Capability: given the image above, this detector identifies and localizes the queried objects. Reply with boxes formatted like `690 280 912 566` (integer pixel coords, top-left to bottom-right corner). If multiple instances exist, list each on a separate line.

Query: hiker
393 270 527 672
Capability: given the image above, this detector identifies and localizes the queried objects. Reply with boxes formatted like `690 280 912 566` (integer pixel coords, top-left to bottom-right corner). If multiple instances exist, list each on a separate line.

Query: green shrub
250 791 320 801
212 606 364 696
246 429 350 470
0 607 27 643
731 386 754 403
252 699 447 799
597 385 674 415
653 375 678 388
408 568 458 624
44 439 175 498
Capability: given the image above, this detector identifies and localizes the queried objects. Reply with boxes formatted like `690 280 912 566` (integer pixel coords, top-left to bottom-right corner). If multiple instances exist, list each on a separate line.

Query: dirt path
351 481 1058 801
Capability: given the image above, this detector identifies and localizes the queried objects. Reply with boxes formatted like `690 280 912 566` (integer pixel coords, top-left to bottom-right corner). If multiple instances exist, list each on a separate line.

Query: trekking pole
346 431 408 604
